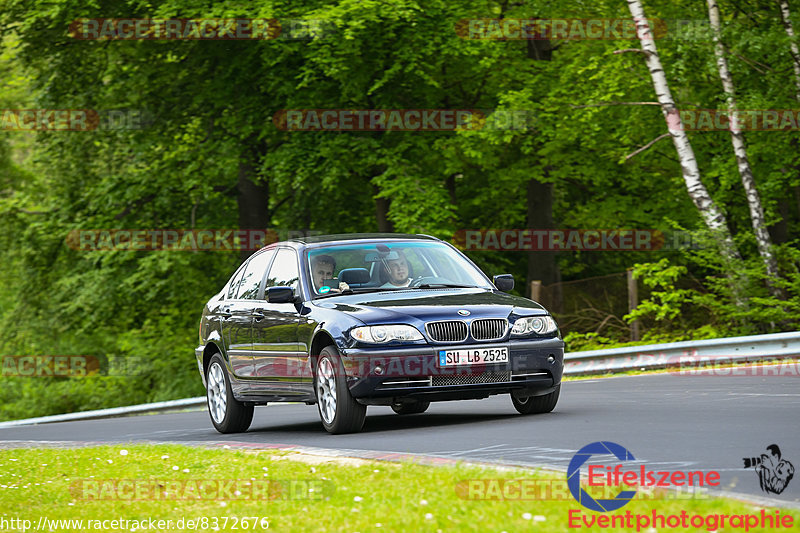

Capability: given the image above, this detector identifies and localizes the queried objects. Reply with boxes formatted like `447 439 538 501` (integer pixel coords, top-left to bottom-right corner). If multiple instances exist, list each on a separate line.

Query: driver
310 254 349 293
381 251 412 288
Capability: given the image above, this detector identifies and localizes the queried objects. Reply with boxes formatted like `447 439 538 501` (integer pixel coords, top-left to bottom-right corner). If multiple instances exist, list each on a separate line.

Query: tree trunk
526 179 562 312
445 173 458 205
373 185 394 232
626 0 740 263
524 36 561 311
779 0 800 100
237 156 269 261
707 0 780 295
777 1 800 255
768 200 789 244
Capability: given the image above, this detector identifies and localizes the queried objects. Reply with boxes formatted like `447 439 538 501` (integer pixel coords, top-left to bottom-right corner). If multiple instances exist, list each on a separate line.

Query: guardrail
0 397 206 429
1 331 797 428
563 330 800 375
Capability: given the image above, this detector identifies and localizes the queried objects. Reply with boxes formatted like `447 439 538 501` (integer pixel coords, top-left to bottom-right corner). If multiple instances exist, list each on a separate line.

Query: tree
779 0 800 100
706 0 780 295
624 0 740 263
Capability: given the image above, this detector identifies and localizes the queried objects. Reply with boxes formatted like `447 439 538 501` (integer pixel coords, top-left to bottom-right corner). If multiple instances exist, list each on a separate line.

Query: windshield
305 241 493 296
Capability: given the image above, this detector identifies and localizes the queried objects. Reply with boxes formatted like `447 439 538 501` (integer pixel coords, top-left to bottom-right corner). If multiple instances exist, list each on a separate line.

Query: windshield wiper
313 287 404 299
412 283 476 289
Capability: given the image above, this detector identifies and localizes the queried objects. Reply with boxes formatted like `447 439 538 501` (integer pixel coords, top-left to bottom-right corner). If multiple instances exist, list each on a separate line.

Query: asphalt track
2 371 798 507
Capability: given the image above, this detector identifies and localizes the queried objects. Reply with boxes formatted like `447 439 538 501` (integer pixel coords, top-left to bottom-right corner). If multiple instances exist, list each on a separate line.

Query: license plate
438 347 509 367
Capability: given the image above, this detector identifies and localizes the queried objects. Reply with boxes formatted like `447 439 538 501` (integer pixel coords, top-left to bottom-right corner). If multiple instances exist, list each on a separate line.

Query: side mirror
267 286 295 303
493 274 514 292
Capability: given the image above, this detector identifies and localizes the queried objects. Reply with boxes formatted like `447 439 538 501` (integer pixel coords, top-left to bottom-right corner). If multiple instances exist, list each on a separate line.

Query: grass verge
0 444 797 532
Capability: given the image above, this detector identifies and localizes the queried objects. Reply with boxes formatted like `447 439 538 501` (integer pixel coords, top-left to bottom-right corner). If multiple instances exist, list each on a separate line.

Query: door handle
253 309 266 320
220 307 232 318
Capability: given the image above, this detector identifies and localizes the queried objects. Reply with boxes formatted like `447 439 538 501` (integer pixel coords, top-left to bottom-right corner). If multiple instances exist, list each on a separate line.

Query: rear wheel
511 384 560 415
315 345 367 434
206 353 254 433
391 400 430 415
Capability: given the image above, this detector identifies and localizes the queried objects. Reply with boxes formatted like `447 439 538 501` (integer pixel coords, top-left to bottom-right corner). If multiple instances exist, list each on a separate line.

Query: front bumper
342 337 563 404
195 347 206 387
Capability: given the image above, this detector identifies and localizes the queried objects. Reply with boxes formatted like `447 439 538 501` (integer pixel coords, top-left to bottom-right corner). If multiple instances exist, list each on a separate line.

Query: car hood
312 288 546 324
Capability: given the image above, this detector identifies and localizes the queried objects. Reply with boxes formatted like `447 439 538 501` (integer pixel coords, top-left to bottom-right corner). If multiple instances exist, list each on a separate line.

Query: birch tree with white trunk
779 0 800 100
778 0 800 253
706 0 781 295
624 0 739 262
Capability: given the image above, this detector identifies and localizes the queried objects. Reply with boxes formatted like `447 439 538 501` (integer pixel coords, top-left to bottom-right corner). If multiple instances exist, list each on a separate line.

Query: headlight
511 315 558 336
351 325 424 343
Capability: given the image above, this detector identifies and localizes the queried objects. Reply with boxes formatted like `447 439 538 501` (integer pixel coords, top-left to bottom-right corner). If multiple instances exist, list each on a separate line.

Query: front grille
431 371 512 387
426 320 468 342
470 318 508 340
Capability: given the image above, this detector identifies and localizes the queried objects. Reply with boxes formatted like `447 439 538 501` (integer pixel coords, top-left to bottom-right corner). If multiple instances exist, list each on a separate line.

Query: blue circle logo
319 286 330 294
567 441 637 512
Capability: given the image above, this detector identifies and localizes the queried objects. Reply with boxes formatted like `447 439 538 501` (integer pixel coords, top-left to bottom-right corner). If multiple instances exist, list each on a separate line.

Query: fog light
547 355 555 364
374 365 384 375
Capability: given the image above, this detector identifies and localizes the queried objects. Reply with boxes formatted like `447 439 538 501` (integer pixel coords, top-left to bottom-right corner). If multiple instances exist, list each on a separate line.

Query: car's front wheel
391 400 430 415
511 384 560 415
206 353 254 433
315 345 366 434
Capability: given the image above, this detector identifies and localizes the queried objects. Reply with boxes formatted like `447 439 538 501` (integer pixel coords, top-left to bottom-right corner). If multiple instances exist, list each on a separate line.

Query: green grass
0 445 797 532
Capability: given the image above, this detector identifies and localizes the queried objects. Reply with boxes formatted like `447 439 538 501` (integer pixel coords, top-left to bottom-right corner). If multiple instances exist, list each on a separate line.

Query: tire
206 353 254 433
315 345 366 434
391 400 430 415
511 384 560 415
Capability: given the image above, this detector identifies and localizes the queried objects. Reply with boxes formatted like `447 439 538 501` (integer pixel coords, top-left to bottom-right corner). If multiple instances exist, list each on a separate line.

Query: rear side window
226 265 247 299
266 249 300 290
236 250 276 300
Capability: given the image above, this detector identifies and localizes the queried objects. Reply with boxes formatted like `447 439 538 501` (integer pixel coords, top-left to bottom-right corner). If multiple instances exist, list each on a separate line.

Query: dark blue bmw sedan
195 233 564 434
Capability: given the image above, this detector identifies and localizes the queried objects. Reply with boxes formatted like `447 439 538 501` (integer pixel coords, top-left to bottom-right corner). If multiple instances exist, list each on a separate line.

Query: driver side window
266 249 300 290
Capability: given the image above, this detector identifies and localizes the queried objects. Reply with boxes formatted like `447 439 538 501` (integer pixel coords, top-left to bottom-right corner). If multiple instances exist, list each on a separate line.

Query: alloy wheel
207 361 227 424
317 356 338 424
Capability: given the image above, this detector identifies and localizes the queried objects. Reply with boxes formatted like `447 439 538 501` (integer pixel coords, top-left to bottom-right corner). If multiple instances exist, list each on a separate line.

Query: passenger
381 251 412 288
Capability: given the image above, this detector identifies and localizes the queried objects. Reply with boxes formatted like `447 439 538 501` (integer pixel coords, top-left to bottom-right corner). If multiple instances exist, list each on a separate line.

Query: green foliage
1 0 800 420
562 331 621 352
625 244 800 342
626 258 700 323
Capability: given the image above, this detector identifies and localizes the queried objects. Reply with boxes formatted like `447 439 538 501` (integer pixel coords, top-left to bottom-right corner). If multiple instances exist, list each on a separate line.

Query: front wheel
315 345 366 434
511 384 560 415
391 400 430 415
206 353 254 433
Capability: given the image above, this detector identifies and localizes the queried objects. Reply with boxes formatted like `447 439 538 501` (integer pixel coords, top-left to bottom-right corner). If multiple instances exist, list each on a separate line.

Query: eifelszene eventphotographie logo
564 442 794 531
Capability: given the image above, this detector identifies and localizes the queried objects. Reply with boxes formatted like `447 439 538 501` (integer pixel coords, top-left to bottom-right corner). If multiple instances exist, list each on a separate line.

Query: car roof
284 233 442 247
